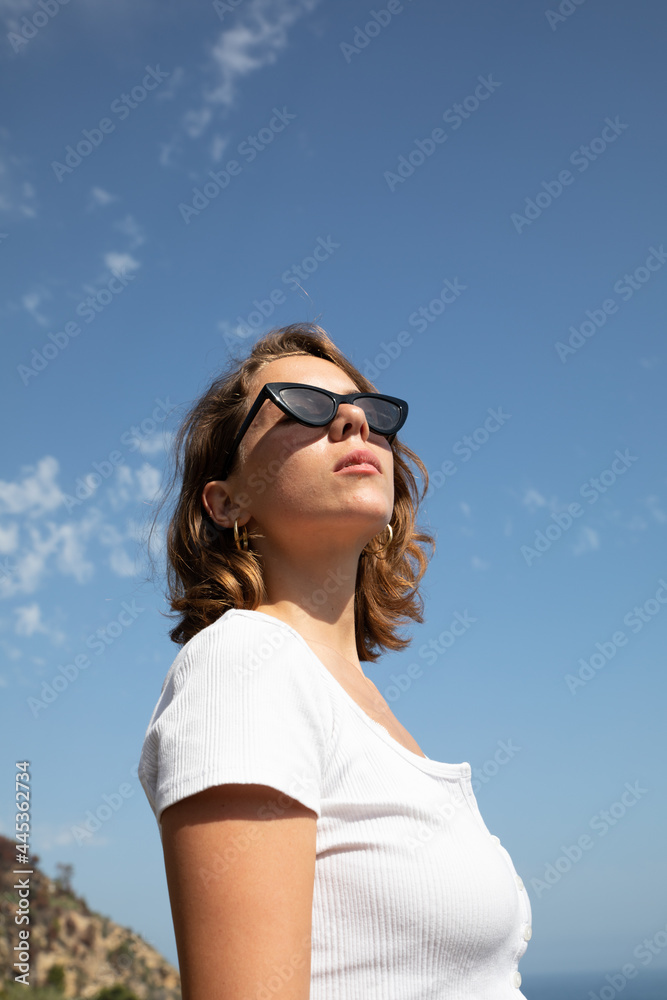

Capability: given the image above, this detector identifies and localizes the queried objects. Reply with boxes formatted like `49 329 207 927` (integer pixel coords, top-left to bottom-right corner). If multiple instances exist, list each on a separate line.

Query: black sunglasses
208 382 409 481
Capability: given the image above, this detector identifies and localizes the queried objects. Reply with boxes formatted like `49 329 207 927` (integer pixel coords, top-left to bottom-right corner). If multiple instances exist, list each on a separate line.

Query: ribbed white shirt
138 607 532 999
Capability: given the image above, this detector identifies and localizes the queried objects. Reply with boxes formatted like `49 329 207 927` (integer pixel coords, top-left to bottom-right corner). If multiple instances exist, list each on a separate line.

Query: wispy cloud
112 213 146 249
0 456 64 517
155 65 185 102
0 522 19 555
158 133 183 168
521 488 549 513
0 137 38 218
210 133 230 162
0 456 164 600
104 251 141 274
154 0 320 170
206 0 320 110
572 526 600 556
154 1 319 169
183 107 213 139
22 287 51 326
87 186 119 210
14 602 66 644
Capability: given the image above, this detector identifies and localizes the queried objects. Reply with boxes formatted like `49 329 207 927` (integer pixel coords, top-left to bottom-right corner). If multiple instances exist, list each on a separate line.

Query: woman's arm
161 782 317 1000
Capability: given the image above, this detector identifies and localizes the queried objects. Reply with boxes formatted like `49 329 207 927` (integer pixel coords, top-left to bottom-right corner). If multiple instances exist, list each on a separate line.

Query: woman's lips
333 449 382 473
334 463 380 473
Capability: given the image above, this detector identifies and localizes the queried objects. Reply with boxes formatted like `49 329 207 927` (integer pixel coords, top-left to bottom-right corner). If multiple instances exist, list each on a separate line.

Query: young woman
138 323 531 999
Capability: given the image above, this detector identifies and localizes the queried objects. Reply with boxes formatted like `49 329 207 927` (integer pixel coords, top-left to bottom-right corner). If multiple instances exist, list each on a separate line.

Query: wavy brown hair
145 323 435 661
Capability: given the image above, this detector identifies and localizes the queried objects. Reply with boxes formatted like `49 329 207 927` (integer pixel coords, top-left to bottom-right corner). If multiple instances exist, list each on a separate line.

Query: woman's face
225 354 395 549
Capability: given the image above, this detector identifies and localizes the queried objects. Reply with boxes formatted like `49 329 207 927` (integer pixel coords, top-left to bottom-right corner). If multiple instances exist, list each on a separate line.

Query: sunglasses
209 382 409 481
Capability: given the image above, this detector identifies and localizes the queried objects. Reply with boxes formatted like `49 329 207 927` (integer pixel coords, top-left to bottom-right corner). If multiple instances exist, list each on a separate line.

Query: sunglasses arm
217 385 270 481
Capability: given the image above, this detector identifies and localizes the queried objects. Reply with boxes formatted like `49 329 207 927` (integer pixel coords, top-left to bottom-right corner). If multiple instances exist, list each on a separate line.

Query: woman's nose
329 403 370 439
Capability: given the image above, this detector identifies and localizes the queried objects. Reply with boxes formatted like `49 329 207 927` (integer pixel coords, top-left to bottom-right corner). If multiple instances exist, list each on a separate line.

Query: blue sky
1 0 666 982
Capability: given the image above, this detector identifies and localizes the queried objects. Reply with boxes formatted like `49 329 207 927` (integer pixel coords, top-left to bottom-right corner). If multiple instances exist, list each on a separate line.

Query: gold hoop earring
233 518 248 551
366 523 393 559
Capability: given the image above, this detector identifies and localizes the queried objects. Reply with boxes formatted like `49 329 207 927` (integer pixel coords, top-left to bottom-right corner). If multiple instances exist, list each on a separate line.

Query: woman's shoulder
182 606 299 661
165 606 321 693
145 606 336 740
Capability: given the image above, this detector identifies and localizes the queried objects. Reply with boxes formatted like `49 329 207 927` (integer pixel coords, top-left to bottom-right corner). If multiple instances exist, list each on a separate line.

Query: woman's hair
145 323 435 662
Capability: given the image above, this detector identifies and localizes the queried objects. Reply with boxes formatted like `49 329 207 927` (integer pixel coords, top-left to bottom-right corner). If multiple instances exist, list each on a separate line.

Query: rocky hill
0 834 180 999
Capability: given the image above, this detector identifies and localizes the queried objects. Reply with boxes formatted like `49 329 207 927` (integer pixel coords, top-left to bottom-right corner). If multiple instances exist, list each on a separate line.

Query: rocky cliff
0 834 180 999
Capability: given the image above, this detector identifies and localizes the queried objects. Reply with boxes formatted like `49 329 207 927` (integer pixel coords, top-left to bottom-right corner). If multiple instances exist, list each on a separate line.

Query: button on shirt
138 608 532 999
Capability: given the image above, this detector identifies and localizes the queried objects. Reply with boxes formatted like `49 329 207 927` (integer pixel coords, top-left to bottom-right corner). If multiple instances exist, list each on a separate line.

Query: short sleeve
138 611 333 830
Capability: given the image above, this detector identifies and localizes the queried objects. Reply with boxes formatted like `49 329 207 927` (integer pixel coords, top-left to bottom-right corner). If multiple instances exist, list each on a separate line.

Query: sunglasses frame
209 381 409 481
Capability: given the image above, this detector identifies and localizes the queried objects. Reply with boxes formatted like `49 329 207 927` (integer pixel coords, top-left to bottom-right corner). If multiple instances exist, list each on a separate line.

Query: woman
138 322 532 999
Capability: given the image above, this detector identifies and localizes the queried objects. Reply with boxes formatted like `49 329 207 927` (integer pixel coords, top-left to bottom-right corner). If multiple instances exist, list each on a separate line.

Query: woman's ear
201 481 250 529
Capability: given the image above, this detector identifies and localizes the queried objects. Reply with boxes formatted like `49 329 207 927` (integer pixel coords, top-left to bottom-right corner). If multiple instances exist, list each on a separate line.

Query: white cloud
155 65 185 101
158 133 182 168
0 456 64 517
460 501 471 518
0 134 38 218
572 526 600 556
211 133 230 162
471 556 489 571
13 602 66 643
0 452 166 604
97 521 140 575
107 464 136 511
136 429 174 457
22 287 51 326
88 186 118 210
104 251 141 274
53 519 98 583
14 602 44 636
0 509 102 598
105 461 163 509
109 547 138 577
183 107 213 139
112 213 145 248
0 522 20 553
521 488 548 513
136 463 163 502
205 0 321 110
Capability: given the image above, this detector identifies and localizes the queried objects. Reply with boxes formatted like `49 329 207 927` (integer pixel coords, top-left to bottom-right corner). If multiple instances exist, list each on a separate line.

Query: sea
520 968 667 999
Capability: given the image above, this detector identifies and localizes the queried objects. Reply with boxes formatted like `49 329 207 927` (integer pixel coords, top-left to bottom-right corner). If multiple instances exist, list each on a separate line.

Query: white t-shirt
138 607 532 999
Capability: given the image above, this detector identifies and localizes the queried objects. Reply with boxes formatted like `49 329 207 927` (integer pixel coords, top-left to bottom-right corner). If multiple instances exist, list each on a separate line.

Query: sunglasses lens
278 387 403 434
279 387 335 423
355 396 402 433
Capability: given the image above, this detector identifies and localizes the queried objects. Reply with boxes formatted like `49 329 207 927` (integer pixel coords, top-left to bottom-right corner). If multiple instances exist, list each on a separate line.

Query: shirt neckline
225 608 471 781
